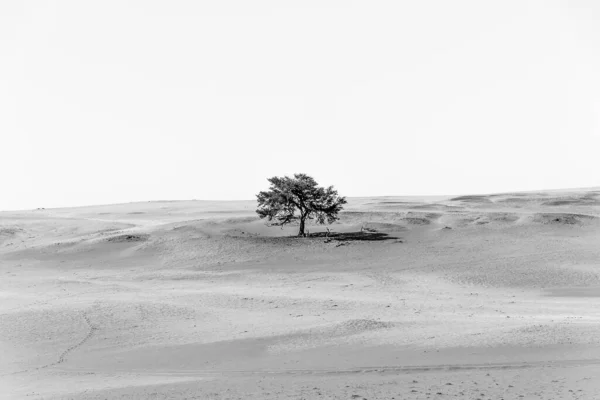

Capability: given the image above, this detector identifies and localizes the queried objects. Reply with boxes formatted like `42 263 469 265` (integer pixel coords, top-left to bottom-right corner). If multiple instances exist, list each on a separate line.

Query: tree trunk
298 217 306 237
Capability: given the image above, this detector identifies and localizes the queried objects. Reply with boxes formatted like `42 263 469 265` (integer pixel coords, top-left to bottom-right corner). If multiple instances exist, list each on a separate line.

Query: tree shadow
308 231 401 242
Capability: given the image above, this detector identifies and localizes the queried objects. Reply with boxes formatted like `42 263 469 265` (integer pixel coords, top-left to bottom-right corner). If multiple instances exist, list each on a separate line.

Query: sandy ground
1 190 600 399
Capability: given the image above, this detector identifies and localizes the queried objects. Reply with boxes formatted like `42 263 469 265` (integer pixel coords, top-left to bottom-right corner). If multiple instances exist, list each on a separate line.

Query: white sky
2 1 600 210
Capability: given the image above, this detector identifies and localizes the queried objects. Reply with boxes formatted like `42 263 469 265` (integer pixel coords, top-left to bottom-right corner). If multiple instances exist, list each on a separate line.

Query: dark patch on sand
403 217 431 225
450 195 491 203
533 213 597 225
545 286 600 297
0 227 23 236
362 222 407 232
310 231 401 242
496 197 533 203
543 198 600 206
106 234 149 243
222 216 259 224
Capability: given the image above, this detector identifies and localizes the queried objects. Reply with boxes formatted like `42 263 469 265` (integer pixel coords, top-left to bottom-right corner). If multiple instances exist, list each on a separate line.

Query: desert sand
1 189 600 399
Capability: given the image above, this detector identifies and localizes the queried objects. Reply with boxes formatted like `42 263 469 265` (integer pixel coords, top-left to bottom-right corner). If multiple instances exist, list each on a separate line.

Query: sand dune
1 189 600 399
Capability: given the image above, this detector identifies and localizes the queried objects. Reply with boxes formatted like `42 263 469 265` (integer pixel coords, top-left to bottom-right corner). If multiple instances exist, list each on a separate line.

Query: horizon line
2 184 598 213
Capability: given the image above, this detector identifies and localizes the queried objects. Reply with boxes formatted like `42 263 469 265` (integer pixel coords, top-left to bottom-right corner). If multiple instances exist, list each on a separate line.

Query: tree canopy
256 173 347 236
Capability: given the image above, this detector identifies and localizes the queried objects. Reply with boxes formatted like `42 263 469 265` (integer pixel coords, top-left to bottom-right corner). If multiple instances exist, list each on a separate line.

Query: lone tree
256 173 347 237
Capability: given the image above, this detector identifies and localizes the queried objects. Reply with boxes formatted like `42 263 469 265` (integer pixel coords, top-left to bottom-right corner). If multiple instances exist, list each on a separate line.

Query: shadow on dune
308 231 401 242
106 233 149 243
532 213 597 225
450 195 492 202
